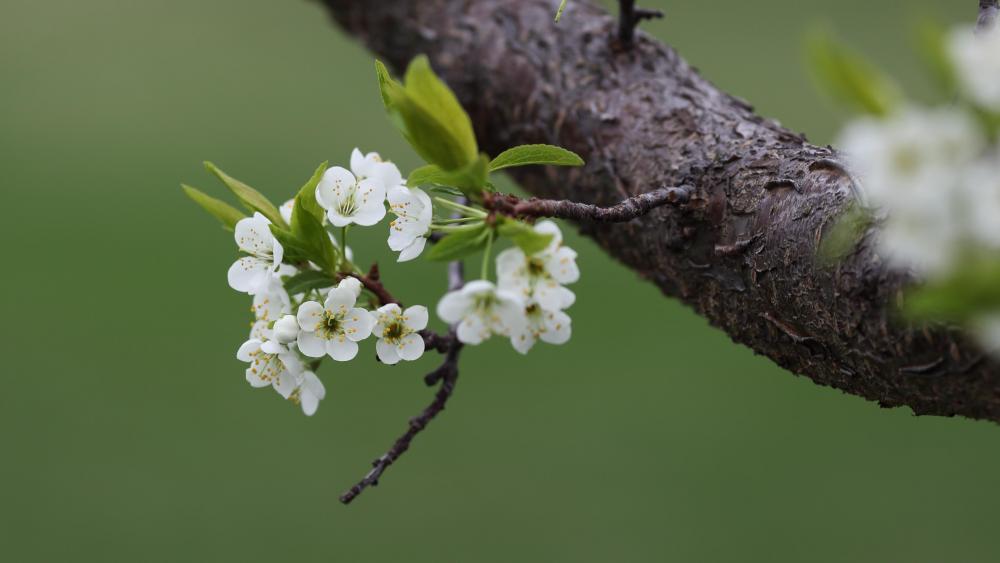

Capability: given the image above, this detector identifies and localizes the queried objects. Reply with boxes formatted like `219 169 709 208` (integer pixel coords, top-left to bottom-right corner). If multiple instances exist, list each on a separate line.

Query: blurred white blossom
949 25 1000 111
437 280 526 345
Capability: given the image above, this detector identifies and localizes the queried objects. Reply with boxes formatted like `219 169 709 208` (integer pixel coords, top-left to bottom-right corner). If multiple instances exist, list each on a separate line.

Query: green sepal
181 184 246 231
489 144 584 172
203 161 285 227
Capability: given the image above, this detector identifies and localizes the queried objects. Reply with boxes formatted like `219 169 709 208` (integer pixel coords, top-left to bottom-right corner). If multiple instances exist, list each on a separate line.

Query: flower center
382 320 406 342
527 258 546 276
319 312 343 338
337 186 359 217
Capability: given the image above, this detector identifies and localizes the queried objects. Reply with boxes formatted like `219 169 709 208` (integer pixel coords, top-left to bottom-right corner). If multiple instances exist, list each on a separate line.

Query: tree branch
319 0 1000 423
484 186 689 222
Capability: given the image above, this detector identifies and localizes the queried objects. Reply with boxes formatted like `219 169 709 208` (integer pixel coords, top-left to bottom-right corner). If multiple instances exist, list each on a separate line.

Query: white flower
296 279 374 361
315 149 402 228
388 186 433 262
251 275 291 322
949 25 1000 111
373 303 428 364
837 107 983 274
496 220 580 310
289 371 326 416
510 301 573 354
437 280 526 345
237 337 302 399
338 275 363 298
272 314 300 344
227 212 285 295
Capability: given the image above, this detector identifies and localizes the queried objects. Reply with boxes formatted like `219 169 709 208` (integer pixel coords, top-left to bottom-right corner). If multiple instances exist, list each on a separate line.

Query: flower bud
338 276 363 298
273 314 299 344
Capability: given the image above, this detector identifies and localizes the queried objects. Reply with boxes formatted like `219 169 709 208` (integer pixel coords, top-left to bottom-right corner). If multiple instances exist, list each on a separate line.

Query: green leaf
293 161 328 225
489 144 584 172
426 224 490 261
805 29 901 116
204 161 286 226
283 270 337 296
181 184 246 231
290 197 340 274
375 57 478 171
497 218 554 255
268 225 313 264
407 155 490 199
904 257 1000 322
555 0 568 21
818 202 874 263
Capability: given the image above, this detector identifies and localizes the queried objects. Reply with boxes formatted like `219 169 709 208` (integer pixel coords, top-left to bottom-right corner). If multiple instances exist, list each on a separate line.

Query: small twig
484 186 689 223
339 341 462 504
348 265 399 306
979 0 999 33
340 211 468 505
617 0 663 47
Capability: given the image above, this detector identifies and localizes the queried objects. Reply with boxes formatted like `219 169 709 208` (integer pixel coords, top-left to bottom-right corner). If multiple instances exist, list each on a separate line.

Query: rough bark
319 0 1000 422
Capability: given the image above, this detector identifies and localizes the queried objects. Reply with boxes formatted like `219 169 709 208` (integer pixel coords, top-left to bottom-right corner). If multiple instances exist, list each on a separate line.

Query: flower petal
343 308 374 341
326 337 359 361
376 338 401 365
227 257 270 294
546 246 579 284
324 286 357 311
296 301 325 332
456 316 488 345
403 305 429 331
397 237 427 262
315 166 355 210
510 327 536 354
397 332 425 361
234 214 273 255
297 331 326 358
437 290 471 323
540 309 572 345
236 339 262 362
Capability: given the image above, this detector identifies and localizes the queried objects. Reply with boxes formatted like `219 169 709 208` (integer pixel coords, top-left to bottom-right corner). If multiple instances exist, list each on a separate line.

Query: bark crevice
320 0 1000 423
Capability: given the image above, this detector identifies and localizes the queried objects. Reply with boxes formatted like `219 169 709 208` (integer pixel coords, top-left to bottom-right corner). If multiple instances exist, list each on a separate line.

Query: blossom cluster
220 149 579 416
834 25 1000 350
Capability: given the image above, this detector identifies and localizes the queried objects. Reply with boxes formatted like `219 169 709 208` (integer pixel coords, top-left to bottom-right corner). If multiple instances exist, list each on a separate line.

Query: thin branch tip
617 0 664 47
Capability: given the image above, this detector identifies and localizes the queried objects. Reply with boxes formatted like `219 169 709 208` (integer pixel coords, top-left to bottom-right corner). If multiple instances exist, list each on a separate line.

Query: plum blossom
289 371 326 416
437 280 526 345
949 25 1000 111
237 337 302 399
315 149 402 227
279 199 295 225
296 278 374 361
373 303 428 364
387 186 433 262
227 212 284 294
496 220 580 310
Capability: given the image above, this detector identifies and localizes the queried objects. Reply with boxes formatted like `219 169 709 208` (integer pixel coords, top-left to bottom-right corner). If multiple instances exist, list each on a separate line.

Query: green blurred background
2 0 996 561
